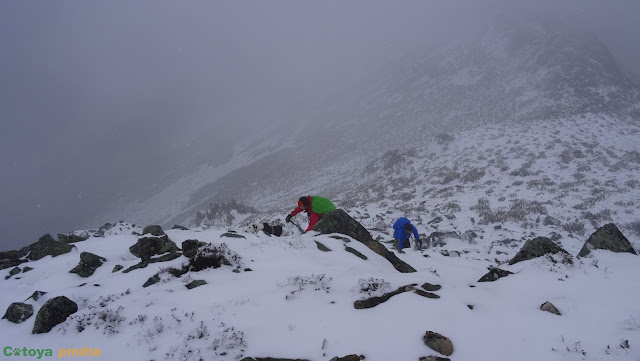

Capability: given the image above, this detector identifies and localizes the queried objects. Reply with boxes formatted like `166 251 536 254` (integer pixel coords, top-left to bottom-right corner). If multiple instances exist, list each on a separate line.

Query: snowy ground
2 223 639 361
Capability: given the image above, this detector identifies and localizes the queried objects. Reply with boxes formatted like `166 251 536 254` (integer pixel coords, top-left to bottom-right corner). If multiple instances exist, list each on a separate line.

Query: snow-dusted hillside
99 19 640 231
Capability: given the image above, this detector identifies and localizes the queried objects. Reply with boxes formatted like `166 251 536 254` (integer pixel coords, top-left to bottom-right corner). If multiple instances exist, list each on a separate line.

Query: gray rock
186 280 207 289
415 290 440 299
182 239 207 258
25 234 74 261
0 250 28 270
544 216 562 226
354 284 417 309
578 223 636 257
478 267 514 282
57 233 89 243
2 302 34 324
142 225 165 236
314 209 416 273
189 244 237 272
32 296 78 334
122 251 182 273
220 232 246 239
509 237 571 265
329 355 362 361
25 291 47 302
129 235 179 261
315 241 332 252
423 331 454 356
172 224 189 231
9 267 21 275
112 265 123 273
420 357 451 361
461 230 478 244
22 266 33 273
143 274 160 288
540 301 561 315
69 252 106 278
421 283 441 291
344 247 367 260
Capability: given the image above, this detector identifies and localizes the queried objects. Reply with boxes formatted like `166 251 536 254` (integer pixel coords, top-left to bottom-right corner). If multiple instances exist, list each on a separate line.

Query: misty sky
1 0 639 251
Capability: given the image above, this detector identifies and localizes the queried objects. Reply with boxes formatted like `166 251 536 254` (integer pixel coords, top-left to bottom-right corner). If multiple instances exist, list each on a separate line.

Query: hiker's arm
306 212 320 232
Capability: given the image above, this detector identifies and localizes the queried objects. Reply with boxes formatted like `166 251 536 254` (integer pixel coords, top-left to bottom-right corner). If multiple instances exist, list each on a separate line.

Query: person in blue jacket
392 217 422 253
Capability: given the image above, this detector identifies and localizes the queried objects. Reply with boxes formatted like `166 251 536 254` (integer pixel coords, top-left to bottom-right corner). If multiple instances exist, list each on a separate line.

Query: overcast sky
1 0 639 251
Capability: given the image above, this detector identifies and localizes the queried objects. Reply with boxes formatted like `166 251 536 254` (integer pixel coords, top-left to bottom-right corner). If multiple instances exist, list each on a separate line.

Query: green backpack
310 196 336 214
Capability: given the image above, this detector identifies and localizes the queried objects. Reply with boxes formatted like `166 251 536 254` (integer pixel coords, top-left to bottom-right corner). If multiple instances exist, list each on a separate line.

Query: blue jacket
393 217 420 250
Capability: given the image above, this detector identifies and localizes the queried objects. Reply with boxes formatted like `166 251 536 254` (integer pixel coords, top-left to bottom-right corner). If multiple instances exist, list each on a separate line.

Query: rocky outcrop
142 225 165 236
0 250 28 270
129 235 179 261
69 252 106 278
182 239 207 258
509 237 570 265
423 331 454 356
32 296 78 334
2 302 34 324
25 234 74 261
57 233 89 243
314 209 416 273
578 223 636 257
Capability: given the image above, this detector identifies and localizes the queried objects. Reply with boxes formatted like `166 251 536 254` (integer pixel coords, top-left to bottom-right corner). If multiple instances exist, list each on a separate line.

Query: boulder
26 234 74 261
540 301 561 315
186 280 207 289
478 267 513 282
69 252 106 278
142 225 165 236
182 239 207 258
578 223 636 257
129 235 179 261
314 209 416 273
189 244 240 272
509 237 571 265
2 302 34 324
0 250 28 270
32 296 78 334
423 331 454 356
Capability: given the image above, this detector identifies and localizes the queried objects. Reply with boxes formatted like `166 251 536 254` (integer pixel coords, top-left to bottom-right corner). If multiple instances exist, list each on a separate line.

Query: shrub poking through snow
280 274 332 300
189 243 242 272
355 278 392 297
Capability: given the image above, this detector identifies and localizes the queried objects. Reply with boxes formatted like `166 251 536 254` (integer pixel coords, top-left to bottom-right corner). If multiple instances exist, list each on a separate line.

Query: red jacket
289 196 320 232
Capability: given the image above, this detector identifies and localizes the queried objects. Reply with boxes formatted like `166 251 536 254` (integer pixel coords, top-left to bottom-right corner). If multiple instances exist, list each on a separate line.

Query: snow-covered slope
2 219 639 360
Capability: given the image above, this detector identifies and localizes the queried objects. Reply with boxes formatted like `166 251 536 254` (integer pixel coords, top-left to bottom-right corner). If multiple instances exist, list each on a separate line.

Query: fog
1 0 639 251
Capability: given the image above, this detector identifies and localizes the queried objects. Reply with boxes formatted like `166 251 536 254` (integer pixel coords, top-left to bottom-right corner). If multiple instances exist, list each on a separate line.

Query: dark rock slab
26 234 74 261
421 283 441 292
2 302 34 323
478 267 514 282
344 247 367 260
415 290 440 299
32 296 78 334
354 284 417 309
509 237 571 265
314 209 416 273
186 280 207 289
69 252 106 278
578 223 636 257
315 241 332 252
